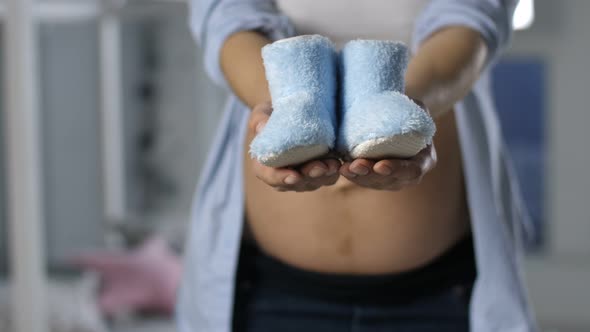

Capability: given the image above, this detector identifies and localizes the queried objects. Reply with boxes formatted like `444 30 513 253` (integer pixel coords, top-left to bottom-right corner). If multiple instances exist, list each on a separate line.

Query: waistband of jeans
243 234 476 305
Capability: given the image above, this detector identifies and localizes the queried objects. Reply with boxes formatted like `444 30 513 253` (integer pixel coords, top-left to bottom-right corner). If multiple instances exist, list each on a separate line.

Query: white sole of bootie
256 144 330 168
349 132 429 160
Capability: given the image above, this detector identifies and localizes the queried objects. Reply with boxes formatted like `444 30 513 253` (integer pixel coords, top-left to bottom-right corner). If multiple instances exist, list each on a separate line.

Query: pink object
70 236 183 317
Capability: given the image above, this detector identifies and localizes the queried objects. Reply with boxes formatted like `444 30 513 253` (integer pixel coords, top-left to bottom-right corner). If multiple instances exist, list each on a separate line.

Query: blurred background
0 0 588 331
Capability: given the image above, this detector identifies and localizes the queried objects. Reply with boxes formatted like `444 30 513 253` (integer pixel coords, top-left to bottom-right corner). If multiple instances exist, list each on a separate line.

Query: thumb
255 120 267 134
249 102 272 134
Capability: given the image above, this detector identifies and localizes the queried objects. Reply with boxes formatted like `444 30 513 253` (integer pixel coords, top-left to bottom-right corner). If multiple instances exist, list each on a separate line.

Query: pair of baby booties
250 35 436 168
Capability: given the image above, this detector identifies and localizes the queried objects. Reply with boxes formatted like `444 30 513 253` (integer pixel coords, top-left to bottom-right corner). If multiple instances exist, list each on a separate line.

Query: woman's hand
248 102 341 192
339 144 437 191
339 98 437 191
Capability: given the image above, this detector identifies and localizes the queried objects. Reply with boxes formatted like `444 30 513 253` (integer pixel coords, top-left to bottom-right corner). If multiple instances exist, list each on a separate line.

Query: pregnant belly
244 110 470 275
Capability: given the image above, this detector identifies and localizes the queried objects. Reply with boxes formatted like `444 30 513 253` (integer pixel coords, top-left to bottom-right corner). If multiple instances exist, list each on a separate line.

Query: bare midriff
244 109 470 275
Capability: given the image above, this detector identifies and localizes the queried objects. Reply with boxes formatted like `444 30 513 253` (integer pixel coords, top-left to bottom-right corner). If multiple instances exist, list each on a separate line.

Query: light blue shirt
177 1 539 331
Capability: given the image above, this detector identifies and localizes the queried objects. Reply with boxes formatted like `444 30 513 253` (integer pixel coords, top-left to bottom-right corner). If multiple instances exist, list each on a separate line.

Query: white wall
507 1 590 330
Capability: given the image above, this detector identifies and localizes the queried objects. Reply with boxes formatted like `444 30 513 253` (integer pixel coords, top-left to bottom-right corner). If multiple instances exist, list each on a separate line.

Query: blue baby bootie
338 40 436 160
250 35 338 168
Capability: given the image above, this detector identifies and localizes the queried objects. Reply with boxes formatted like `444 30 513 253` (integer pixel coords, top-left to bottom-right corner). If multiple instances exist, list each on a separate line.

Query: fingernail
380 166 393 176
284 175 299 185
309 167 326 178
256 123 265 133
326 168 338 176
352 165 369 176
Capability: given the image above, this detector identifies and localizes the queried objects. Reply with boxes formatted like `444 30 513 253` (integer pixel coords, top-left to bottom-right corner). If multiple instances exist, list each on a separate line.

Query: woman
177 0 538 331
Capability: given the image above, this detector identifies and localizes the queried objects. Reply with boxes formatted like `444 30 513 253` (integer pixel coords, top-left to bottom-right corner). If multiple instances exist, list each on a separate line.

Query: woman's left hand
339 144 437 191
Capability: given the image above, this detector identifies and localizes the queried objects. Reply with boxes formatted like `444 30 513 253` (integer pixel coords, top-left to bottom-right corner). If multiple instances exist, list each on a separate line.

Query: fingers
373 159 421 182
324 159 341 176
300 159 339 178
339 159 373 179
349 159 375 176
340 145 438 191
300 160 328 178
253 158 341 192
373 159 394 176
339 162 357 179
307 159 341 187
373 145 436 181
252 161 302 187
341 161 411 191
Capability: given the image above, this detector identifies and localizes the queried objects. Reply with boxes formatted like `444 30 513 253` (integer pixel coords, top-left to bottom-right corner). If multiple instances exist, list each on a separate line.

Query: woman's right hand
247 102 341 192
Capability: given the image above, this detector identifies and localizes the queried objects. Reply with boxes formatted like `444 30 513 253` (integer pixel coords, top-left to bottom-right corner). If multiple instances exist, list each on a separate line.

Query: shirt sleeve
189 0 295 88
412 0 518 65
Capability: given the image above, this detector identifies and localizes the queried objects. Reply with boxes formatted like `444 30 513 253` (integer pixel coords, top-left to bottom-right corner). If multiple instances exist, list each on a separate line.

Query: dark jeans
233 237 475 332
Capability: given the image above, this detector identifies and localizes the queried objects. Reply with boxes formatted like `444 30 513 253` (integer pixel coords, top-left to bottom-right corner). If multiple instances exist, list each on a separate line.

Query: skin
222 27 488 274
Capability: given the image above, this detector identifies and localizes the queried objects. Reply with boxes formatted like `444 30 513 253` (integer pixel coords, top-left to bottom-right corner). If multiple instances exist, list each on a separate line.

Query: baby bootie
250 35 338 167
338 40 436 160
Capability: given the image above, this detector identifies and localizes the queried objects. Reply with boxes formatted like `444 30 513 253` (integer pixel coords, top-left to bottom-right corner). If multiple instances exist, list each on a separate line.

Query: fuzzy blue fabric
250 35 337 166
337 40 436 156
